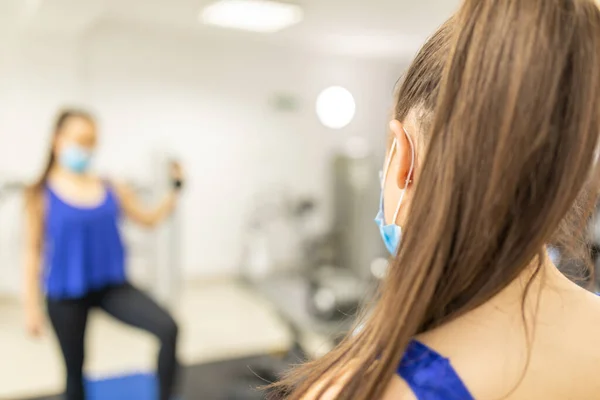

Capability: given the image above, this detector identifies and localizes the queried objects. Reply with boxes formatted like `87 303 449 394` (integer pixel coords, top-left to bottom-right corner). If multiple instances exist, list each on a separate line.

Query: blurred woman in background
275 0 600 399
24 109 182 400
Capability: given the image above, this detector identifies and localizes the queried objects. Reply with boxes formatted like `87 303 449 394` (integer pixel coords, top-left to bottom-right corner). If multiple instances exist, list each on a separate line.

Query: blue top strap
397 341 474 400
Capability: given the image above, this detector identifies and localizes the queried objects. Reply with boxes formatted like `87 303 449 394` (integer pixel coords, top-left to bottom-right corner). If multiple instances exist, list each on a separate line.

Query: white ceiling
0 0 460 58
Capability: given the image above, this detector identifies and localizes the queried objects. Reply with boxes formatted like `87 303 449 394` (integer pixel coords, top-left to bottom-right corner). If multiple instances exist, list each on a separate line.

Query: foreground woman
275 0 600 398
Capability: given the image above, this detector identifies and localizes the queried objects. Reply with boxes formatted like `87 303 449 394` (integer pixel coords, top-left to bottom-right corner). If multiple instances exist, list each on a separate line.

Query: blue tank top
43 184 127 299
397 341 473 399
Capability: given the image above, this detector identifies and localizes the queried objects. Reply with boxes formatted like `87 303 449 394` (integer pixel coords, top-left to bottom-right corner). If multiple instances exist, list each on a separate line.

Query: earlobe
388 120 414 189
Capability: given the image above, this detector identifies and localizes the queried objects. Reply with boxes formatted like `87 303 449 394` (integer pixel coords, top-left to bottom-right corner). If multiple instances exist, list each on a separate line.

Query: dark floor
23 352 290 400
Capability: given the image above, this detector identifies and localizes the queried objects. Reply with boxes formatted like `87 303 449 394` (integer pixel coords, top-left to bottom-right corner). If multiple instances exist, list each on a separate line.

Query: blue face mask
59 145 92 174
374 128 415 255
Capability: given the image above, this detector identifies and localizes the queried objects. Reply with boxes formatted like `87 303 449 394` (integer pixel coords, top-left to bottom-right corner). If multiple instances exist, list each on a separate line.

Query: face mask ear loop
382 139 397 187
392 127 415 223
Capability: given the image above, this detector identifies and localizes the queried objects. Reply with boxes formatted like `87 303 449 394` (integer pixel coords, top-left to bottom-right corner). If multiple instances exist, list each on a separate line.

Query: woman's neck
480 249 590 331
420 248 593 351
49 166 91 183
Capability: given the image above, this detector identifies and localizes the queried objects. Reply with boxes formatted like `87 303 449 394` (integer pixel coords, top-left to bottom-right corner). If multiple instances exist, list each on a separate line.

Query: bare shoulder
411 281 600 399
300 371 348 400
24 187 43 212
562 286 600 350
555 281 600 339
382 376 418 400
24 187 48 226
108 179 126 194
108 179 135 201
301 363 416 400
533 286 600 399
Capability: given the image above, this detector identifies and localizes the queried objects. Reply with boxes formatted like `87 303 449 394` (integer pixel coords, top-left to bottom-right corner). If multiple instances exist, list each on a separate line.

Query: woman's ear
389 120 414 189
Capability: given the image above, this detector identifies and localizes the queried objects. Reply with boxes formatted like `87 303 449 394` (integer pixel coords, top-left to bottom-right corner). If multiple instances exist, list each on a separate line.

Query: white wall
0 34 85 295
0 34 84 178
0 22 406 292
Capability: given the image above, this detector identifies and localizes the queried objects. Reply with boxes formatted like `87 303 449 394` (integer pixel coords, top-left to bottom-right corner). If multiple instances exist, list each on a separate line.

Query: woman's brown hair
273 0 600 398
27 109 94 201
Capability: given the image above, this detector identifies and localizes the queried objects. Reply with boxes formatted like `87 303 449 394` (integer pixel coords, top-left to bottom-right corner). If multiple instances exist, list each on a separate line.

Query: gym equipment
223 344 306 400
549 201 600 291
241 188 309 281
332 137 386 279
307 266 368 321
305 138 383 322
247 138 385 358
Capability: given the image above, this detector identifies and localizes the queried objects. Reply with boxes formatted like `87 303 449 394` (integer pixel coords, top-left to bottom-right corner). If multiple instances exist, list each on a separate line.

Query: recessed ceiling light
316 86 356 130
201 0 303 33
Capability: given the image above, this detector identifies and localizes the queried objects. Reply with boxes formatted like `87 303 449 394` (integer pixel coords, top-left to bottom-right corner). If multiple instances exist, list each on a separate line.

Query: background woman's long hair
272 0 600 398
27 109 93 202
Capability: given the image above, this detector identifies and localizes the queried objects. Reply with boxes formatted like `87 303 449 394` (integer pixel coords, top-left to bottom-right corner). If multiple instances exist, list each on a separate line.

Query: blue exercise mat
85 373 157 400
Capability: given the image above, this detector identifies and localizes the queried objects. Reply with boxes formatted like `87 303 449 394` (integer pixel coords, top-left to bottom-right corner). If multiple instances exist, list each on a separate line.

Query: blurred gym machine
151 153 183 309
548 202 600 292
306 137 385 321
244 137 387 353
232 139 387 399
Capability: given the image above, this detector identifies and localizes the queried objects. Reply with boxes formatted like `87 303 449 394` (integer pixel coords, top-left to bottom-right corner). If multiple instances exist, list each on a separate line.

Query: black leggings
47 283 179 400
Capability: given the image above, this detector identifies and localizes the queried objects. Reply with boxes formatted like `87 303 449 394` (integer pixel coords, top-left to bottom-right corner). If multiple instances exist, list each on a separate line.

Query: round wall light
316 86 356 129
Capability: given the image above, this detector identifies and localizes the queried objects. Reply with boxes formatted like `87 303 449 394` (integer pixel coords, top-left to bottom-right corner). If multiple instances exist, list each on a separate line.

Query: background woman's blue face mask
374 128 415 255
59 144 92 174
